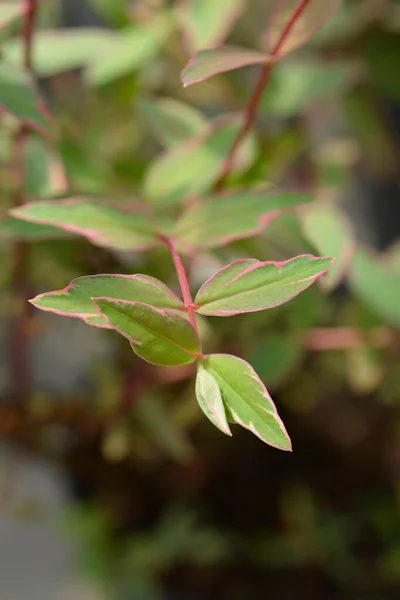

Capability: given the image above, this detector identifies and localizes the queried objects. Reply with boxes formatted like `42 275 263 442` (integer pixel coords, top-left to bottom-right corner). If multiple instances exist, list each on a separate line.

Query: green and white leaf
196 366 231 436
202 354 291 449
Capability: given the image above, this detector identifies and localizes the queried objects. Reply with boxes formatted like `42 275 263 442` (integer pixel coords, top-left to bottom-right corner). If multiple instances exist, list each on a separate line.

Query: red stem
161 236 200 340
214 0 312 189
22 0 37 70
10 0 38 398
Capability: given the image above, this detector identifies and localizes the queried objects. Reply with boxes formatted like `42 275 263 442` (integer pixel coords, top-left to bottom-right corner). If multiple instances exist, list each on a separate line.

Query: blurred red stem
161 236 199 339
214 0 312 190
10 0 38 398
22 0 37 70
305 328 396 351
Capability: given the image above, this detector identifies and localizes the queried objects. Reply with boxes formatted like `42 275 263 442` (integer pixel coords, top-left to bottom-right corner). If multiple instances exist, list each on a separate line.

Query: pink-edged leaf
93 299 200 366
195 254 334 316
174 187 313 250
266 0 343 57
0 61 50 133
30 274 184 329
176 0 246 53
0 2 22 30
181 45 269 87
196 365 232 436
202 354 291 450
10 198 158 251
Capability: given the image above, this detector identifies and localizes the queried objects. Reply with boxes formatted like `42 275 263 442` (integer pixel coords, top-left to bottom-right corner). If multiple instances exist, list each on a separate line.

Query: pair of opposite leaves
30 254 333 450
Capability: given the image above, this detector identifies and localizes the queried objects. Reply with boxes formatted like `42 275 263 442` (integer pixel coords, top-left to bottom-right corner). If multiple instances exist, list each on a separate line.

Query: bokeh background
1 0 400 598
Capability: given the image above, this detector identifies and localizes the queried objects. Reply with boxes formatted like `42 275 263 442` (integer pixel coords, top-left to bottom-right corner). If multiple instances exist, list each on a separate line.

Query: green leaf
23 137 67 198
10 199 158 251
3 29 114 77
195 366 232 436
0 217 68 242
195 255 334 316
349 247 400 328
202 354 291 449
266 0 343 57
144 118 254 205
0 2 22 30
261 59 352 118
85 15 172 86
93 299 200 366
300 201 354 290
0 62 50 132
176 0 245 52
23 138 52 197
175 187 312 250
30 274 184 328
139 98 209 149
181 45 269 87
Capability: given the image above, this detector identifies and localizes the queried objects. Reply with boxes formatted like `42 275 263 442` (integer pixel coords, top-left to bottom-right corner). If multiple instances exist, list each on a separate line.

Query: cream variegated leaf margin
196 366 232 436
30 274 184 329
200 354 291 450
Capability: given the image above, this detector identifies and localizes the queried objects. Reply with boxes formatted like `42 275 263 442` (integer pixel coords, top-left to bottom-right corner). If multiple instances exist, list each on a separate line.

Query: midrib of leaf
100 303 197 356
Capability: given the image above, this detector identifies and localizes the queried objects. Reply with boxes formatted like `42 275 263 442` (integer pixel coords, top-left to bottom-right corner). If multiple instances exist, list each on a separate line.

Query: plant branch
22 0 37 70
161 235 200 340
214 0 312 189
10 0 38 399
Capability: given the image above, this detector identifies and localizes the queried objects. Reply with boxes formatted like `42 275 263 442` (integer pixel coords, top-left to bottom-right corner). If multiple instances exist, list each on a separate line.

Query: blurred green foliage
1 0 400 598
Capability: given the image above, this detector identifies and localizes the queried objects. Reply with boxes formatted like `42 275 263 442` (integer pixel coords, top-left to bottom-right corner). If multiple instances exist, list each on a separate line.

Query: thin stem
10 0 38 398
22 0 37 70
214 0 312 189
161 236 200 339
